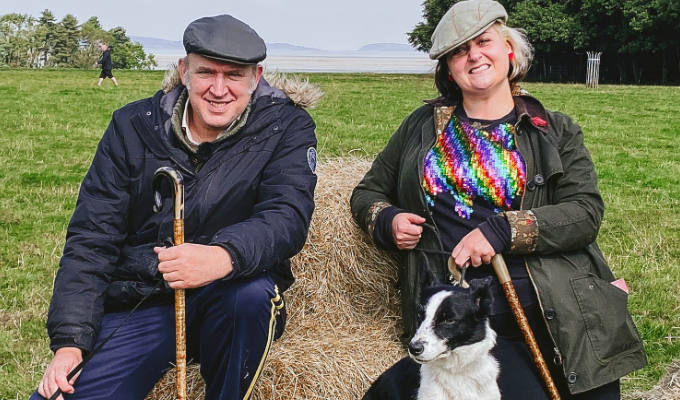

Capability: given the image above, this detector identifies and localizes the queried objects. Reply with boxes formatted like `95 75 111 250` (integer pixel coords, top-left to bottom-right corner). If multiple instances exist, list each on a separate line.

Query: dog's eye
437 313 457 325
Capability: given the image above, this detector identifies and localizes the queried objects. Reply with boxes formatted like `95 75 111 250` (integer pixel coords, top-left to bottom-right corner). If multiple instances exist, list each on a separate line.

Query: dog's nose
408 340 424 356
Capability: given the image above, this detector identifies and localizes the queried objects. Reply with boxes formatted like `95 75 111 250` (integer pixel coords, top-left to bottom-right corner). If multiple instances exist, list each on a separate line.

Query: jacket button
527 181 537 191
567 372 577 384
544 308 556 320
534 174 545 185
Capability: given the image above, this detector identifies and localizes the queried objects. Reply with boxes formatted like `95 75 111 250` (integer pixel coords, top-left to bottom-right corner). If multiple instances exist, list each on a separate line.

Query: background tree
407 0 456 52
37 9 56 67
107 26 156 69
72 16 110 69
621 0 680 84
509 0 584 81
0 13 41 67
0 10 157 71
407 0 680 83
51 14 79 67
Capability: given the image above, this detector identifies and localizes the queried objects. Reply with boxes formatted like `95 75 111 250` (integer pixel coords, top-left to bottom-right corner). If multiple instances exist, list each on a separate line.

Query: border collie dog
363 276 499 400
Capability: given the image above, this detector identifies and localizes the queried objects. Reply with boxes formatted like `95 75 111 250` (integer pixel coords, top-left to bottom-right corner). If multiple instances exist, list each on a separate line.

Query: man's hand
451 228 495 267
155 244 233 289
391 213 426 250
38 347 82 400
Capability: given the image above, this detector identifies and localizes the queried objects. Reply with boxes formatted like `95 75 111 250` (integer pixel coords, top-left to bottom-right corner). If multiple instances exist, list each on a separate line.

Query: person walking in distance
97 43 119 87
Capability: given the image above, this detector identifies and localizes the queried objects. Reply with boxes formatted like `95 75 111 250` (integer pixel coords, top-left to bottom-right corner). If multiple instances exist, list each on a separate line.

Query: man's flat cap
429 0 507 60
183 15 266 64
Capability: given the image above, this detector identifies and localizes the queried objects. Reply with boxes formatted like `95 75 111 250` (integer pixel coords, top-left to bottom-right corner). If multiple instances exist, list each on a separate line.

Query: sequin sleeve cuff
366 201 393 239
503 210 538 254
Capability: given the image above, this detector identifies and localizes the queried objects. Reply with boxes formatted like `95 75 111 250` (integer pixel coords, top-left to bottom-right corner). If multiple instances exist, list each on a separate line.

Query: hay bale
147 158 405 399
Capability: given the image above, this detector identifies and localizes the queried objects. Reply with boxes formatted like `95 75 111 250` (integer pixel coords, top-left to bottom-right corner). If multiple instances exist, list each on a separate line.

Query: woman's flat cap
429 0 507 60
183 15 266 64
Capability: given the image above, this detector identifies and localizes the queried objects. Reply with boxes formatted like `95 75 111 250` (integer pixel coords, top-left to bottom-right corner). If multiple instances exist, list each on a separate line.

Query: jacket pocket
570 274 641 363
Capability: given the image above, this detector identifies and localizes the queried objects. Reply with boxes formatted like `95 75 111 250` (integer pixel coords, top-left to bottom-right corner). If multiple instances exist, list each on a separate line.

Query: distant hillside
267 43 324 55
358 43 419 53
130 36 183 53
130 36 423 58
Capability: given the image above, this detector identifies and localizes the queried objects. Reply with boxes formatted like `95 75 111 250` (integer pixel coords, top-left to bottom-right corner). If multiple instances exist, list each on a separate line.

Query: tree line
408 0 680 84
0 9 156 70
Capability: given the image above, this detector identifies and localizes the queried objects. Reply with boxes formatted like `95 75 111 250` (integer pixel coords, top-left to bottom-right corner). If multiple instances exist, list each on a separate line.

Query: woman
350 0 646 398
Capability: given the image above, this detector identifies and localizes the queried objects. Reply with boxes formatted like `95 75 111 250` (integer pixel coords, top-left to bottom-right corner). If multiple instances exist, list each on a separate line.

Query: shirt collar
181 100 244 146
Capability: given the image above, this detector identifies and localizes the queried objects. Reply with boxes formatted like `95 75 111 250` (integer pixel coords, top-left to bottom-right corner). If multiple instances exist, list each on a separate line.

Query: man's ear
178 57 188 85
254 64 263 83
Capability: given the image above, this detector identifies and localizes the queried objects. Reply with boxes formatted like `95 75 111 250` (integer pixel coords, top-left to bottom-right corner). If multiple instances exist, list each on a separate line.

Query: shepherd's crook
491 254 561 400
153 167 187 400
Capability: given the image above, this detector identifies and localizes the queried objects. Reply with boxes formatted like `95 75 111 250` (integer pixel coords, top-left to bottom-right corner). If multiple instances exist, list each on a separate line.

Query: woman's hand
392 213 426 250
452 228 495 267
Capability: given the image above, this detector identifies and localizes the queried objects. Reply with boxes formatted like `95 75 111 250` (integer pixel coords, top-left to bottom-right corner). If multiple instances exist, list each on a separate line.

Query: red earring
448 74 454 82
508 52 515 61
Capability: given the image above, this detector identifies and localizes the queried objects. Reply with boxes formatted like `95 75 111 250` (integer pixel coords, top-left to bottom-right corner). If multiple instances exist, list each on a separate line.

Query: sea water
153 54 437 74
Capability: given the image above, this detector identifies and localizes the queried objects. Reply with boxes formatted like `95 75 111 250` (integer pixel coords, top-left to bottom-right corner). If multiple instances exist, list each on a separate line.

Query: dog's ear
419 252 439 289
469 276 493 320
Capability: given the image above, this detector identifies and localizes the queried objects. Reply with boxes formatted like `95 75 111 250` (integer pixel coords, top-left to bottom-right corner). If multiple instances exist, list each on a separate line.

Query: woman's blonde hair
495 22 533 85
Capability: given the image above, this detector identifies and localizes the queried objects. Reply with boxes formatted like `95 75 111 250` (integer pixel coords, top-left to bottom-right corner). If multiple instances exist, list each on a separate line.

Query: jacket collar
158 80 279 145
429 94 551 135
513 95 550 134
135 84 281 178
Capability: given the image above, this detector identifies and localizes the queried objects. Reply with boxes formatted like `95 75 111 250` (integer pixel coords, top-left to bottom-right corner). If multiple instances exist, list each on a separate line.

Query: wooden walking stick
491 254 561 400
153 167 187 400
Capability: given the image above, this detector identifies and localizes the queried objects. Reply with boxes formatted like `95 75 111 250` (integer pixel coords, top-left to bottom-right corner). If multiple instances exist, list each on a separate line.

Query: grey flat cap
429 0 507 60
183 15 266 64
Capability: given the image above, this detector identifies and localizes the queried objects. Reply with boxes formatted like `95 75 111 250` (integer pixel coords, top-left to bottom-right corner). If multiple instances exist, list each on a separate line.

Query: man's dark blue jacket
99 48 112 70
47 79 318 353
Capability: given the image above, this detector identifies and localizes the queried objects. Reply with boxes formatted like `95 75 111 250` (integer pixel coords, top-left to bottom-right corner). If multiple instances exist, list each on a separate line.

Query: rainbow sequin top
422 115 526 219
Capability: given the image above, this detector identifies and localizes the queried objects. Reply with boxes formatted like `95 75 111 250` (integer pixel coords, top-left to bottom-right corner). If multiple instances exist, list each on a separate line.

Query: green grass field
0 69 678 398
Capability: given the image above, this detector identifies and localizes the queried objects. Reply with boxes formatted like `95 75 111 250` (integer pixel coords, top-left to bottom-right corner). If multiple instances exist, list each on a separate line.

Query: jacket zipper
514 118 565 370
131 113 196 178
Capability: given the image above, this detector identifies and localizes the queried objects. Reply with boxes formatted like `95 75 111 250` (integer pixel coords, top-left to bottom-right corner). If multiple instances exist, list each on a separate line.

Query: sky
1 0 426 51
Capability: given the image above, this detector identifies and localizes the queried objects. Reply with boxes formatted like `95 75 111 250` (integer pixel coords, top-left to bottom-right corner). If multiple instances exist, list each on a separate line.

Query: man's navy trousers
32 274 285 400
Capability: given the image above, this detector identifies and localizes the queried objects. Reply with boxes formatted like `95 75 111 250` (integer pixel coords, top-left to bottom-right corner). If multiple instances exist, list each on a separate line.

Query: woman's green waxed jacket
350 95 646 394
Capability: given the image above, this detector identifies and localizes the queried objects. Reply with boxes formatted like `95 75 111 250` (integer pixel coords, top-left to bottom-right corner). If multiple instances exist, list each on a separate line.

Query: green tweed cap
429 0 508 60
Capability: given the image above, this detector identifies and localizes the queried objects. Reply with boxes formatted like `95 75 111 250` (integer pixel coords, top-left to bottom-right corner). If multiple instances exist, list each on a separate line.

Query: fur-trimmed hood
161 64 324 109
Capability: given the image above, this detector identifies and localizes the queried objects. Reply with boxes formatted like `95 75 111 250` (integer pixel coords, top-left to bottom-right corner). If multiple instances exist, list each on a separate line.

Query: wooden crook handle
491 255 561 400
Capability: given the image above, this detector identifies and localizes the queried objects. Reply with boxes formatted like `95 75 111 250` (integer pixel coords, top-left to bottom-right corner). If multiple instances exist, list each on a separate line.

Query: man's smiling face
179 53 262 140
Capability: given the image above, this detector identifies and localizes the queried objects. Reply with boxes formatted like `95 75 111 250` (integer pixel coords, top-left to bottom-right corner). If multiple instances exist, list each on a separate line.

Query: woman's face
446 27 512 97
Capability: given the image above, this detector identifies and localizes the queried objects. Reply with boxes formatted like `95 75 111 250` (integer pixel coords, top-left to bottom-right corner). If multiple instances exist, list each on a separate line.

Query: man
33 14 318 400
97 43 119 87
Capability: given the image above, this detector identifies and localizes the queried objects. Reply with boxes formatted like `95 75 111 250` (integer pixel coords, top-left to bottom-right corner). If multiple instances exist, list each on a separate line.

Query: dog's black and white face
408 277 493 363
